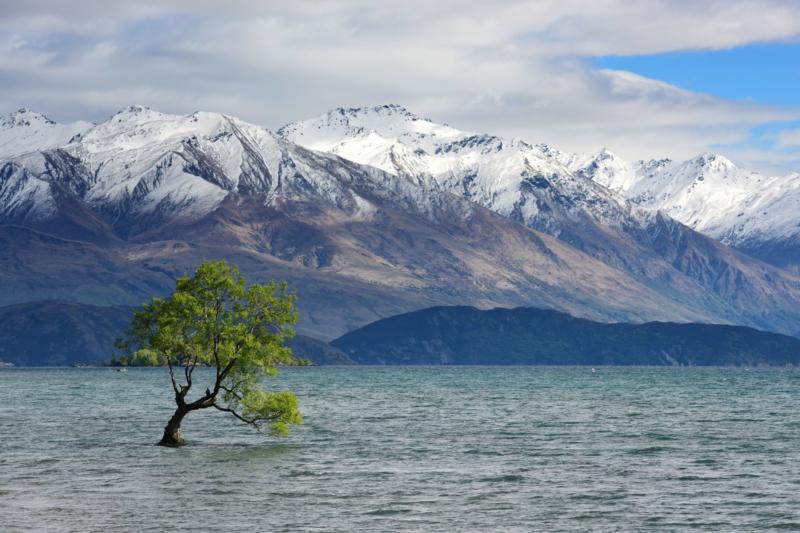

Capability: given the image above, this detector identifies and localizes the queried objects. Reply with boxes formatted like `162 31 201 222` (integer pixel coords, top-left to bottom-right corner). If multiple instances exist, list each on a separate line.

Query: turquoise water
1 366 799 532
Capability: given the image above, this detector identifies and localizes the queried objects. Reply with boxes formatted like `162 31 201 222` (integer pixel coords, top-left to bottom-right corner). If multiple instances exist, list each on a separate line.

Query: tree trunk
158 407 188 447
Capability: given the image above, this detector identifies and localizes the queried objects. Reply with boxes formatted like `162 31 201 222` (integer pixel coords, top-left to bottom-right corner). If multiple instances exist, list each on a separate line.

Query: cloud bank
2 0 800 171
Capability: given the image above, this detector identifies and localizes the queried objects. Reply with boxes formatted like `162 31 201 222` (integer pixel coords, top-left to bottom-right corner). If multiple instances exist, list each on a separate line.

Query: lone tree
118 260 303 446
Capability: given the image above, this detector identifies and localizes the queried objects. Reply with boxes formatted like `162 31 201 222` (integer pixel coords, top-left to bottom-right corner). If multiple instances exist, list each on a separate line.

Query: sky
1 0 800 173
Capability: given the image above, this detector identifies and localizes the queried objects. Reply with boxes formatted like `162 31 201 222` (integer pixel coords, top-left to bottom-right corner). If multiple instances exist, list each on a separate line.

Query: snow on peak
106 105 171 125
64 108 297 216
636 158 672 174
0 108 93 159
333 103 420 120
2 105 405 227
0 104 446 231
1 108 56 128
0 106 326 229
583 149 799 246
691 152 732 166
4 104 798 256
280 105 635 232
81 108 253 151
678 153 742 179
279 104 465 155
113 104 156 115
567 148 637 194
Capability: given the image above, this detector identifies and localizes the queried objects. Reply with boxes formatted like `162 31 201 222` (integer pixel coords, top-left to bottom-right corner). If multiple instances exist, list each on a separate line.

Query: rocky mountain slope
280 105 800 335
332 306 800 366
1 105 799 338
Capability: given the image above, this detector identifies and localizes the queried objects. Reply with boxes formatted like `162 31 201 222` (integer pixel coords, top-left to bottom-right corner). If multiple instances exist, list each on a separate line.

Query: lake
1 366 799 531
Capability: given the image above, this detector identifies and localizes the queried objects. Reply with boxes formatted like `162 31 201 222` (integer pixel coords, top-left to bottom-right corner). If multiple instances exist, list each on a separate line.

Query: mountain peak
333 104 419 120
574 148 636 193
311 104 435 132
278 104 465 156
0 108 93 158
115 104 152 114
596 147 620 159
108 105 168 123
690 152 737 171
1 108 57 128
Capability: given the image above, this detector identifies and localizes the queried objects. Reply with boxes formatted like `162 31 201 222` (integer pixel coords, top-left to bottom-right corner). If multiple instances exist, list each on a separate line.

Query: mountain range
574 150 800 274
279 104 800 275
1 104 799 342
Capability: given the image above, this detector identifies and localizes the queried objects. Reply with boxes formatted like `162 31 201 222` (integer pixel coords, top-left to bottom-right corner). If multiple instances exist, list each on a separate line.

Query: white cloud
775 128 800 149
1 0 800 171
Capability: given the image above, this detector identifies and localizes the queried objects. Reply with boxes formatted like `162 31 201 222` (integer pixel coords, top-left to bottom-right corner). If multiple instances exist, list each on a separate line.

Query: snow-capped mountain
279 104 639 237
279 105 800 335
569 148 639 193
0 109 92 159
571 150 800 271
630 154 799 245
0 105 424 236
2 104 800 338
614 153 768 238
0 105 699 335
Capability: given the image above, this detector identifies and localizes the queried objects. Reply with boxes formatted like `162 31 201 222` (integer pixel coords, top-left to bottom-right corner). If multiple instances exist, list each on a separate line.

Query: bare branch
212 403 279 426
166 357 180 396
187 353 199 385
218 358 237 382
187 394 215 410
219 385 244 402
213 334 221 384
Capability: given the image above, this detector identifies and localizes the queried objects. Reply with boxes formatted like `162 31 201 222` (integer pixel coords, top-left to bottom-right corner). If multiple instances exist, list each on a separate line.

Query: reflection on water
1 366 799 532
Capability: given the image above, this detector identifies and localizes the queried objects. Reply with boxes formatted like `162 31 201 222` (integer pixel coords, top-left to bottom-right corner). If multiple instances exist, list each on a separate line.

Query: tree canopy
118 260 303 446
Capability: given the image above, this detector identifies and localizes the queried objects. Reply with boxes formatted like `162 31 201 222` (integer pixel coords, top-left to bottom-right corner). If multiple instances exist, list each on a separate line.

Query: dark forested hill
331 306 800 366
0 301 351 366
0 301 134 366
4 301 800 367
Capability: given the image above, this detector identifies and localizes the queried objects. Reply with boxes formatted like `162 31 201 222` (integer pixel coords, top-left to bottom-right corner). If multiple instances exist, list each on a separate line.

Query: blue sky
593 42 800 162
2 1 800 173
593 42 800 107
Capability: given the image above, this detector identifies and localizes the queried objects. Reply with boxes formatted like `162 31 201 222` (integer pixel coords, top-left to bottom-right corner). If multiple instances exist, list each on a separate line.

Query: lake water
1 366 799 532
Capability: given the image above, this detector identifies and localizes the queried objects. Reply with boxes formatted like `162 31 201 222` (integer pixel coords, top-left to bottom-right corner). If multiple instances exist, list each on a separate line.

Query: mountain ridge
2 105 800 338
280 104 800 335
280 104 800 272
332 305 800 366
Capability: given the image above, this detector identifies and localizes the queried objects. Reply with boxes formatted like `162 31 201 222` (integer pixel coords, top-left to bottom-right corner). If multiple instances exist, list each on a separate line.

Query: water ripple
1 366 799 532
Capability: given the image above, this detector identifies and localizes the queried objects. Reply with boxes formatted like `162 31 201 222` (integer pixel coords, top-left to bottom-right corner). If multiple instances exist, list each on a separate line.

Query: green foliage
107 348 165 367
242 390 303 436
120 260 303 440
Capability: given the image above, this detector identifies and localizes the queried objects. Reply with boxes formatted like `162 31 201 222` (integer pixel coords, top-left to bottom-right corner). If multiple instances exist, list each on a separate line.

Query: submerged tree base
158 408 187 447
158 435 185 447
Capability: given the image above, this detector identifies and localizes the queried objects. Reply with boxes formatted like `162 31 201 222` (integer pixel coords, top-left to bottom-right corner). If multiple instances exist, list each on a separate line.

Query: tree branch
186 353 199 385
166 357 180 396
218 359 237 382
213 334 221 384
219 385 244 402
212 403 279 426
